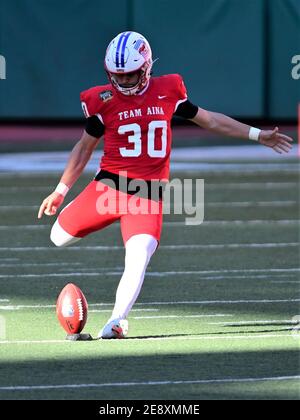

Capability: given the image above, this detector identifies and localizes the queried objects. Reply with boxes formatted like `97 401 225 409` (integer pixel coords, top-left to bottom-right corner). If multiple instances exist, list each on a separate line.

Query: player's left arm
190 107 293 154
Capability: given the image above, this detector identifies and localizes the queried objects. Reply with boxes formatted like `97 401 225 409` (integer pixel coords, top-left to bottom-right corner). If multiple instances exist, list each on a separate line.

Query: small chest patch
99 90 113 102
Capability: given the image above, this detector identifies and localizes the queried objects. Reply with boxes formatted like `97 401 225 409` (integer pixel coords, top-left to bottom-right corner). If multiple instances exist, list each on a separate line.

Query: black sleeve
174 100 198 119
85 115 105 138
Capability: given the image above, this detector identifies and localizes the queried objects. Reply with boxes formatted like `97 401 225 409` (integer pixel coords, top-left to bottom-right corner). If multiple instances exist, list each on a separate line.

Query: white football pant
110 234 158 321
50 221 158 320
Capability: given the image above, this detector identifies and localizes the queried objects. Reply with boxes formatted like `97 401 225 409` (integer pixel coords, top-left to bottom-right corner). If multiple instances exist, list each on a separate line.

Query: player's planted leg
99 234 158 339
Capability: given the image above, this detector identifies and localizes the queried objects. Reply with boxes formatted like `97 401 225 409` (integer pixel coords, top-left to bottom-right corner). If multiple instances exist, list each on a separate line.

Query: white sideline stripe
0 299 9 302
0 375 299 392
116 334 297 342
0 206 39 210
0 187 52 192
8 298 300 305
0 262 82 268
0 306 159 313
130 299 300 305
132 314 233 320
0 201 298 210
0 268 298 279
209 320 299 326
0 334 295 346
89 309 159 314
206 182 298 190
0 243 298 252
161 243 299 250
144 269 300 277
0 220 299 230
0 269 299 279
271 281 300 284
199 275 292 280
87 299 300 307
0 182 297 193
0 304 159 312
0 298 299 311
205 201 298 207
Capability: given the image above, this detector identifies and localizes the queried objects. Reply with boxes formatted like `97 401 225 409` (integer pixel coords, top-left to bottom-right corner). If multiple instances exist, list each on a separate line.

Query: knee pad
50 220 81 248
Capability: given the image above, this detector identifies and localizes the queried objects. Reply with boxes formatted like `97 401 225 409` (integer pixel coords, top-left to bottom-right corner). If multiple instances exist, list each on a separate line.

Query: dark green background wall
0 0 299 119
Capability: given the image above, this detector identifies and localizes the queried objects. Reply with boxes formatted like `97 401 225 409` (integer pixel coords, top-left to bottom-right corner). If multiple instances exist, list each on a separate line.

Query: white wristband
55 182 69 197
249 127 261 142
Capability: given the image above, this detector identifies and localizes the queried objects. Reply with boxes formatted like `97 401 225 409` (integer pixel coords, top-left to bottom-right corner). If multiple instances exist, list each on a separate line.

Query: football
56 283 88 335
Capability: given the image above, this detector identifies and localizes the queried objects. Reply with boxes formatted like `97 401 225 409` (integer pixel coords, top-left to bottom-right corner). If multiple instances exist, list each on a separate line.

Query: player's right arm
37 130 100 219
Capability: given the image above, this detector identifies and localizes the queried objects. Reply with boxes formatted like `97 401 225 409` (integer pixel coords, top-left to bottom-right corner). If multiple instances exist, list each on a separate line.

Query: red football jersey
80 74 187 181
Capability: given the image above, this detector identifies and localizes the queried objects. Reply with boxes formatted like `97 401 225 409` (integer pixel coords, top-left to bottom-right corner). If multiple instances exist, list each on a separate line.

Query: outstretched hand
38 192 65 219
259 127 293 154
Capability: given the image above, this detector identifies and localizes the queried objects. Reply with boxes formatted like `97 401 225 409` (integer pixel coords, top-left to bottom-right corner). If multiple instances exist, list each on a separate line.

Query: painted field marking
0 262 82 268
132 314 233 320
0 375 299 392
271 281 300 284
0 200 298 211
0 220 299 231
0 182 297 193
0 242 298 252
1 299 298 310
0 334 296 347
0 268 299 279
208 320 299 326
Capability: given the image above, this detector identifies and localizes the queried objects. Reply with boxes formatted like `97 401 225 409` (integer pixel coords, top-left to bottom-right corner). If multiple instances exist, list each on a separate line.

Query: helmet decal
116 31 131 68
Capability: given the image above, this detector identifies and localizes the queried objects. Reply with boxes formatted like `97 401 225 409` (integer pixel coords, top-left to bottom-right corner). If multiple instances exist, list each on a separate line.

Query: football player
38 31 293 339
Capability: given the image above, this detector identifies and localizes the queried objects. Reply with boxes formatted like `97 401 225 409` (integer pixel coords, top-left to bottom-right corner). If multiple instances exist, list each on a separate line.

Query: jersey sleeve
80 87 104 120
175 74 188 100
170 74 188 112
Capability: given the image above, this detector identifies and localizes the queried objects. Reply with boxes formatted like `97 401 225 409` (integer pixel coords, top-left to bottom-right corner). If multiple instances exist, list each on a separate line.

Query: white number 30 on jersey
118 121 167 158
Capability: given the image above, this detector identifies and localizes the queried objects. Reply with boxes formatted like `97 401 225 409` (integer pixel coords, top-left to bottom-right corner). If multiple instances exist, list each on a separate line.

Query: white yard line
0 297 299 311
3 298 298 305
205 201 298 207
0 262 82 268
130 299 300 305
0 220 299 231
0 187 52 193
205 182 298 190
0 242 298 252
0 182 297 193
208 320 299 326
143 269 300 277
0 201 298 211
89 309 159 314
0 268 298 279
0 304 159 311
0 375 299 392
161 243 299 250
198 275 293 280
131 314 232 320
0 334 296 347
271 281 300 284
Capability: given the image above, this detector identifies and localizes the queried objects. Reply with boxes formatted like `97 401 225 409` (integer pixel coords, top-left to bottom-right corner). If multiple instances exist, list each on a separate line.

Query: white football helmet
104 31 153 96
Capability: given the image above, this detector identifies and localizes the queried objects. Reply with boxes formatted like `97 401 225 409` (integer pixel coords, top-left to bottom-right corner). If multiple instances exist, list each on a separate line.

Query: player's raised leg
99 234 158 339
50 219 82 248
50 180 120 248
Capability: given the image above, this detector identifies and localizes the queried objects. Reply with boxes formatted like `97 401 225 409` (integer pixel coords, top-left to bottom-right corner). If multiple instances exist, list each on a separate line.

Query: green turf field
0 164 299 400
